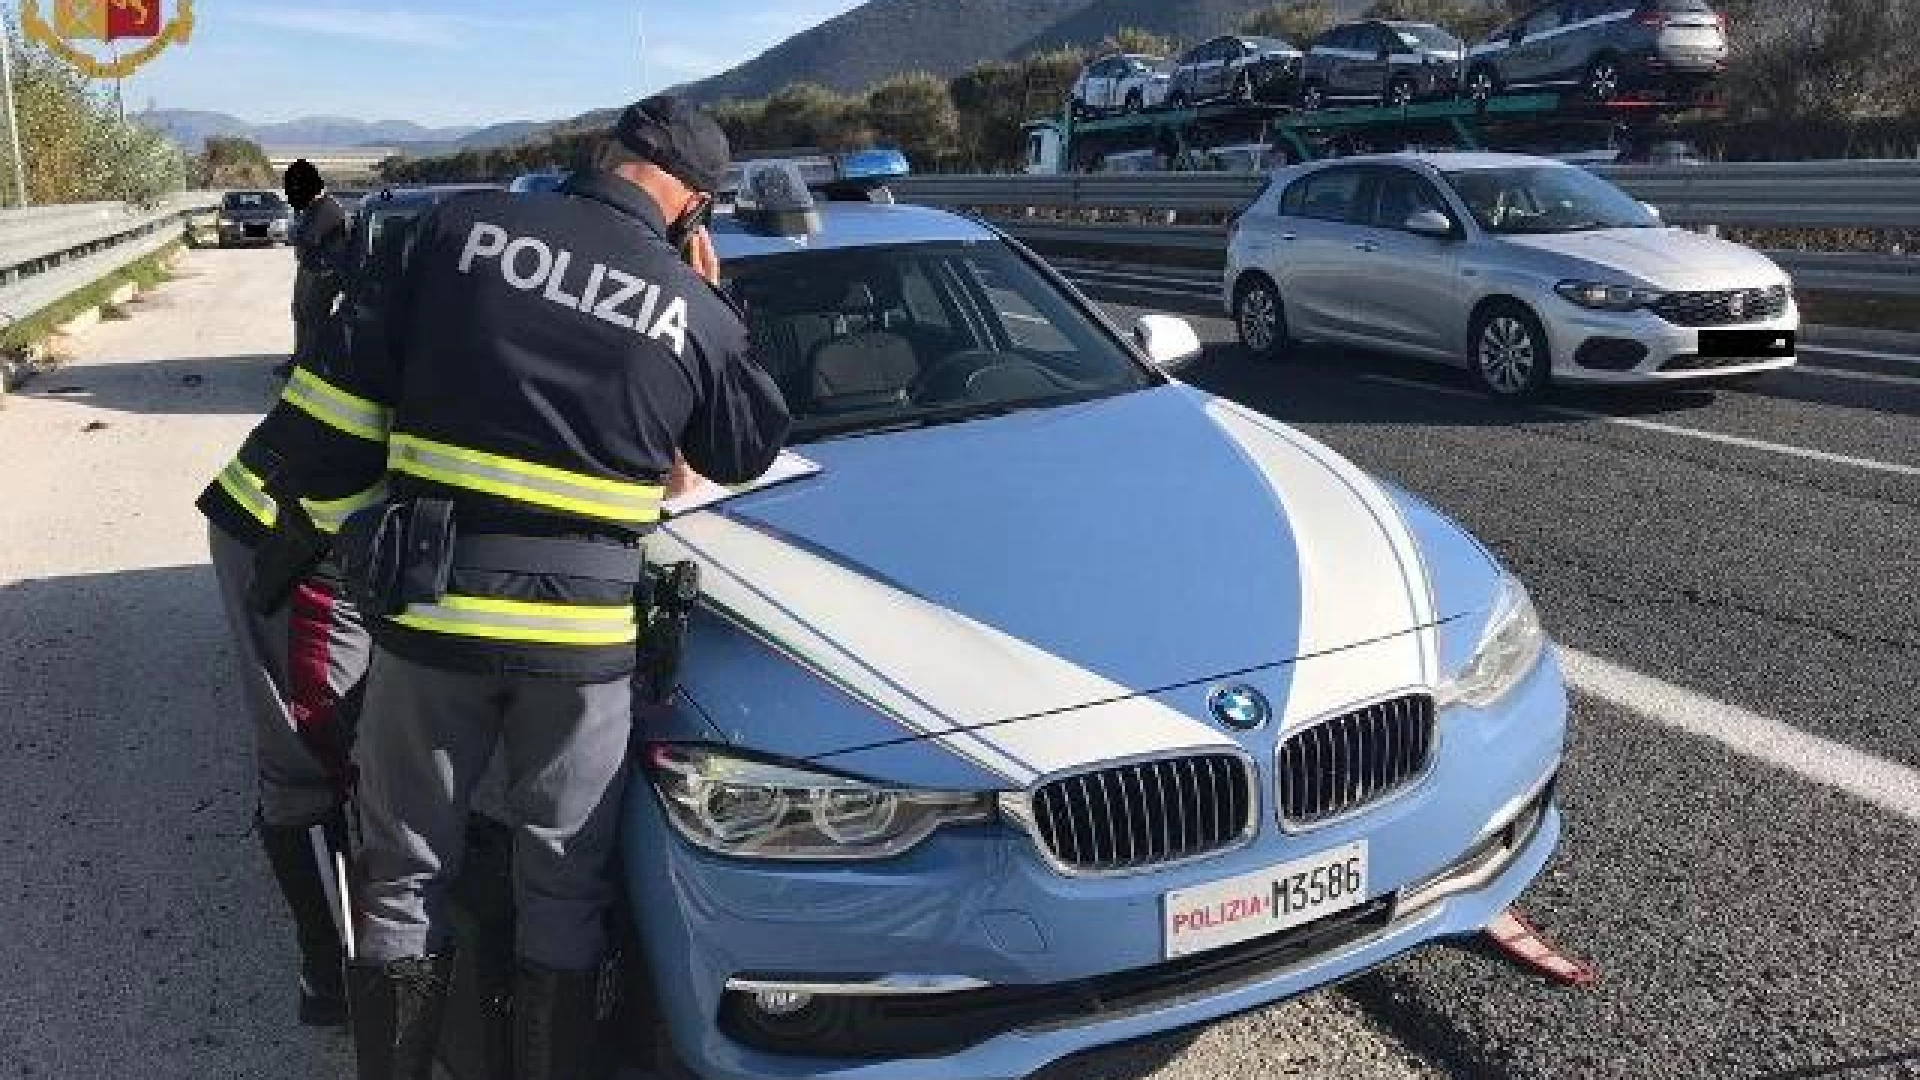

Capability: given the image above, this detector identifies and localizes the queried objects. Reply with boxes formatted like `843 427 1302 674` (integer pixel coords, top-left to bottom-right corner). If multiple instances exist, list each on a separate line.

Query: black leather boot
257 810 348 1025
346 954 454 1080
513 961 607 1080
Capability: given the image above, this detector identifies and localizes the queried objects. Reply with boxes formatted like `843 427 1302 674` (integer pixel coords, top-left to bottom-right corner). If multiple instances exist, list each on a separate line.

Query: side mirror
1404 209 1455 238
1133 314 1204 369
1641 201 1663 222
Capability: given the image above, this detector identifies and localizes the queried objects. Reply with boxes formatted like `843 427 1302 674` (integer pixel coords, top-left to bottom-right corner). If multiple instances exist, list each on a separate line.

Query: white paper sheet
663 451 822 517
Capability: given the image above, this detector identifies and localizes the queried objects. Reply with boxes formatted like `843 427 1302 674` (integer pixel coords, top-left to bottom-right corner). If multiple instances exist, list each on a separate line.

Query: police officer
284 159 349 374
344 97 790 1080
198 311 392 1025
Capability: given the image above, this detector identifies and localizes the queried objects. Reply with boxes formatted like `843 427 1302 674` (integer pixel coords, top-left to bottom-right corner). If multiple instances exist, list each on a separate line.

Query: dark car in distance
1463 0 1728 102
1299 20 1466 110
1166 34 1303 106
215 190 292 248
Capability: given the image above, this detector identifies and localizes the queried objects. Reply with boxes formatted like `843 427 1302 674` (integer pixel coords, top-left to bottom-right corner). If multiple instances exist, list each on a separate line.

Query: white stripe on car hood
653 395 1441 784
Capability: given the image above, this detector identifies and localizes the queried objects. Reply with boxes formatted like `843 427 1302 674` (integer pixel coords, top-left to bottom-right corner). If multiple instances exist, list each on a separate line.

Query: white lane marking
1351 373 1920 479
1802 344 1920 368
1783 364 1920 389
1071 279 1226 303
1065 267 1220 289
1561 647 1920 824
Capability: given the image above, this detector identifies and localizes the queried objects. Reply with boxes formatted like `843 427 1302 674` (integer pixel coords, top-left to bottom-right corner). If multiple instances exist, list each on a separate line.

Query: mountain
1020 0 1370 53
135 109 479 150
385 120 556 158
672 0 1098 102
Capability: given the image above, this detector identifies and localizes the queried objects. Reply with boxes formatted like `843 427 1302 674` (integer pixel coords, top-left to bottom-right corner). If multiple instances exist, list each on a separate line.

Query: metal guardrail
896 163 1920 295
0 192 220 328
895 161 1920 229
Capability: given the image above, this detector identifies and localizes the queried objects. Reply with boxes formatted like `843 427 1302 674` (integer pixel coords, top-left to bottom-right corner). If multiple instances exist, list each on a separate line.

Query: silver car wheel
1478 316 1536 394
1240 284 1279 353
1586 59 1620 101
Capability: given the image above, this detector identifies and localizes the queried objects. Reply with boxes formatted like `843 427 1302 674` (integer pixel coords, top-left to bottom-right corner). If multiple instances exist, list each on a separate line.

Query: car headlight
1438 575 1545 709
1556 280 1662 311
648 745 995 861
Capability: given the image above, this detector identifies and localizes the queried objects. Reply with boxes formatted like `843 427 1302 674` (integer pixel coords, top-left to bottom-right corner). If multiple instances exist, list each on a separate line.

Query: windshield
223 192 287 212
1442 166 1658 234
725 241 1156 443
1395 24 1460 50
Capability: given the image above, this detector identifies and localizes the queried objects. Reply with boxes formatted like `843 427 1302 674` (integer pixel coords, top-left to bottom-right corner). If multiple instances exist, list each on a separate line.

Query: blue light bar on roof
834 148 911 185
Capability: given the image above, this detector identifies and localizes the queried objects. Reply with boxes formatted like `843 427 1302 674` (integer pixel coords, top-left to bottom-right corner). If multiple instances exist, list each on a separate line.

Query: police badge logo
22 0 195 80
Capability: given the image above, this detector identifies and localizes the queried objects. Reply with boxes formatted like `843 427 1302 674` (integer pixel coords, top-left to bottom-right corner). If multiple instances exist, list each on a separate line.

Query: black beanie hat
284 159 324 208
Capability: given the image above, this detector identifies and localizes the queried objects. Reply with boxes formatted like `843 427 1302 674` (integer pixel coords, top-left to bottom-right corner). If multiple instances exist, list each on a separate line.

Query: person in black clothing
197 305 393 1026
342 97 790 1080
284 159 350 378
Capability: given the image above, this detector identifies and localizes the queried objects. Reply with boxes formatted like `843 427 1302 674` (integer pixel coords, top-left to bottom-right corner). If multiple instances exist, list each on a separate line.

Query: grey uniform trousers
352 648 633 971
209 522 370 826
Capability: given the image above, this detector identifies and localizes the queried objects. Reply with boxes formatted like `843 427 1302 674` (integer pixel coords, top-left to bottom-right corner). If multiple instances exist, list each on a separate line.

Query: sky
5 0 867 128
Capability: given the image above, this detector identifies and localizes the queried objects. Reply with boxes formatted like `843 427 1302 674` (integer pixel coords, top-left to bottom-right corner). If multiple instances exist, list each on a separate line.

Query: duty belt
381 526 645 648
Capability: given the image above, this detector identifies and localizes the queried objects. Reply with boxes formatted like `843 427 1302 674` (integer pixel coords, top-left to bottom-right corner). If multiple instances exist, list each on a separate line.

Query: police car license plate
1163 841 1368 959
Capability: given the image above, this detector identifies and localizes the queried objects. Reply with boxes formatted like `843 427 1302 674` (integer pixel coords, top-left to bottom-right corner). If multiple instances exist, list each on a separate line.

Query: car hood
654 386 1499 767
1498 227 1785 291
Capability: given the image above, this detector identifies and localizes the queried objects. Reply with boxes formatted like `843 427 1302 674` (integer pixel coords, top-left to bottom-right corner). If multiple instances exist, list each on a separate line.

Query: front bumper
1542 297 1799 384
217 222 287 245
623 650 1568 1079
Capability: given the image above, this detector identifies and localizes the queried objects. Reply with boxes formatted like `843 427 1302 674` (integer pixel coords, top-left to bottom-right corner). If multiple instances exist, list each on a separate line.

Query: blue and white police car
452 151 1569 1080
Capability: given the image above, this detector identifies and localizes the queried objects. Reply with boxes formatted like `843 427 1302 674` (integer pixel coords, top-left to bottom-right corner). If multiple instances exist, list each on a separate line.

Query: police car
447 151 1568 1079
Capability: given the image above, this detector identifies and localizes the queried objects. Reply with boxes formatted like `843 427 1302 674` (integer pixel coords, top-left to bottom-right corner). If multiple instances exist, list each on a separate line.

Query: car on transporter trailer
435 150 1570 1080
1226 152 1797 398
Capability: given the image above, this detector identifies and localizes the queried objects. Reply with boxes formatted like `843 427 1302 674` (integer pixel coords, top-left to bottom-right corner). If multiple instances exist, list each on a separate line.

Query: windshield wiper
801 392 1095 444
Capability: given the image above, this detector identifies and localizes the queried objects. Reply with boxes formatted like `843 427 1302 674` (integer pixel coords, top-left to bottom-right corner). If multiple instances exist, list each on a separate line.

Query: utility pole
0 23 27 208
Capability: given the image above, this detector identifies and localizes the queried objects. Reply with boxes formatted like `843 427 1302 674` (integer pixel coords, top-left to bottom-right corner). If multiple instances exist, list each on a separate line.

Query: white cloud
229 7 455 48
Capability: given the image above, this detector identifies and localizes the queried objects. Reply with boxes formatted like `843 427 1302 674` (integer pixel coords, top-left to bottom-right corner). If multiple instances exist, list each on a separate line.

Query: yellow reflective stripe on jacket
390 594 640 646
300 480 390 535
387 433 664 525
215 458 279 528
281 368 391 443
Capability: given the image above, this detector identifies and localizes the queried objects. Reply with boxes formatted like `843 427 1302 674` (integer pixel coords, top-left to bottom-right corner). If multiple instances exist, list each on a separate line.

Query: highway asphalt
1072 284 1920 1080
0 248 1913 1079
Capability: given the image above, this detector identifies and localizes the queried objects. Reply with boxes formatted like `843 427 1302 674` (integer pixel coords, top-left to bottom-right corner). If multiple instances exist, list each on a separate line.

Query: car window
1369 169 1451 230
223 192 287 211
725 242 1154 442
1442 165 1659 234
1517 5 1558 35
1282 167 1366 222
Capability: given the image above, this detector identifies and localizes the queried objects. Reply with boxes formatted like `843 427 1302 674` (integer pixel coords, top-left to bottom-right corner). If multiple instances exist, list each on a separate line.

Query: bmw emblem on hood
1209 685 1271 732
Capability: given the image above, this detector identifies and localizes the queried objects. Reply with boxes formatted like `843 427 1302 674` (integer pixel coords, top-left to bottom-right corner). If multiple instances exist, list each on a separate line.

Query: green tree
196 136 274 187
864 71 959 167
4 23 183 205
1362 0 1506 42
950 59 1029 170
758 82 859 150
1238 1 1337 45
1099 26 1177 57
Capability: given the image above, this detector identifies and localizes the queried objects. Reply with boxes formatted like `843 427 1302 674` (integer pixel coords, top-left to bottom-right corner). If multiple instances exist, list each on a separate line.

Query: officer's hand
666 453 706 499
686 227 721 287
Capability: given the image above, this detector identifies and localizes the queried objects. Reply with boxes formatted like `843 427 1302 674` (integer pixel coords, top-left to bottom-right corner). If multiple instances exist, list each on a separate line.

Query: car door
1506 2 1574 87
1100 57 1130 109
1192 39 1227 98
1344 166 1465 356
1270 164 1372 339
1341 26 1392 101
